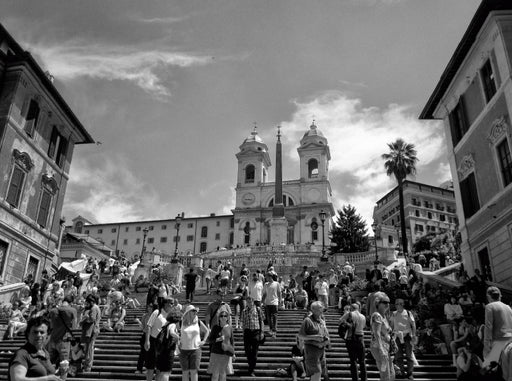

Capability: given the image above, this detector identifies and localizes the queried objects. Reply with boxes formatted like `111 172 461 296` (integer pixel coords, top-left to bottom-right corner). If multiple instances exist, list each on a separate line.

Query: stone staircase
0 300 457 381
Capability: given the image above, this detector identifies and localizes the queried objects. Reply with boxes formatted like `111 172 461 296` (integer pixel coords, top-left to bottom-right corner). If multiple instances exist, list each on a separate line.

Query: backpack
155 323 177 357
338 312 356 341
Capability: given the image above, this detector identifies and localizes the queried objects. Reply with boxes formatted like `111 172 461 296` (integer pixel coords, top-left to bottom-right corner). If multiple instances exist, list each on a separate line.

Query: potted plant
348 276 369 299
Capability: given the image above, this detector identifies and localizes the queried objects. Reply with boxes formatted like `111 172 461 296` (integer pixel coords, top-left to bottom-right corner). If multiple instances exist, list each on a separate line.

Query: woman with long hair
232 275 248 329
179 305 209 381
207 312 234 381
155 310 181 381
370 291 395 381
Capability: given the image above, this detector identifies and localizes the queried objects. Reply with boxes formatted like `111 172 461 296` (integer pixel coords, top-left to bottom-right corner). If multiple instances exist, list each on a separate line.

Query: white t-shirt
248 281 263 301
315 280 328 296
148 310 168 338
181 322 201 350
264 281 281 306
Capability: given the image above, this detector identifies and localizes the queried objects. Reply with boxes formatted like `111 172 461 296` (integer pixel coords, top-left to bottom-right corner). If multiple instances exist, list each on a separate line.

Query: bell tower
297 121 330 182
235 126 271 188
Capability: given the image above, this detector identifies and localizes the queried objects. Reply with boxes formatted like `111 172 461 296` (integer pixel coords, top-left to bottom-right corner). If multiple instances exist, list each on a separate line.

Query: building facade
70 123 334 260
420 0 512 286
373 180 458 253
0 25 94 284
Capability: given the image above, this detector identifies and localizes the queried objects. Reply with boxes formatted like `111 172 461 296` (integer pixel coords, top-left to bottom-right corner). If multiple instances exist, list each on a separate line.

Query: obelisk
270 126 288 245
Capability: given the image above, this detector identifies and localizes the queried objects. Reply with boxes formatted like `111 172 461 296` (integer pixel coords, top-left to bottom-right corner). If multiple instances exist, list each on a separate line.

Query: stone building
373 180 458 254
70 123 334 260
420 0 512 286
0 24 94 284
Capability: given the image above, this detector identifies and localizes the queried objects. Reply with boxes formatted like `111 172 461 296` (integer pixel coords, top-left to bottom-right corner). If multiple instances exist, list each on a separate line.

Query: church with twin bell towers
233 122 334 248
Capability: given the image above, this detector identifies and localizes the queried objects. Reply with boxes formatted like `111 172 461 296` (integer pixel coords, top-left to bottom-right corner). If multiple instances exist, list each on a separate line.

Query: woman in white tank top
179 305 209 381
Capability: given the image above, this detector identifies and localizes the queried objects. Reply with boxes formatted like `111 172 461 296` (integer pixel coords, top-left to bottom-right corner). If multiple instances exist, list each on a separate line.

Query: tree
382 138 418 257
330 204 370 253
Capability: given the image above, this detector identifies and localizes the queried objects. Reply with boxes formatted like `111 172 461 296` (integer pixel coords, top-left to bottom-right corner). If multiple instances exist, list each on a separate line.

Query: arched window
75 221 83 234
308 159 319 178
201 226 208 238
268 195 295 207
245 164 255 183
311 217 319 241
200 242 207 253
243 222 251 245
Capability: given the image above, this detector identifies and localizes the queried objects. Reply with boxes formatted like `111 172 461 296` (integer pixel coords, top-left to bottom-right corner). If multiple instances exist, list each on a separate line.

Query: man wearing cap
483 286 512 367
340 303 366 381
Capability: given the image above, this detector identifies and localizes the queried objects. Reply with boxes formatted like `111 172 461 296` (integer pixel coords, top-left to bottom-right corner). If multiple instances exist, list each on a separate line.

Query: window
160 237 168 243
427 212 432 219
308 158 319 178
215 233 220 240
229 232 234 245
110 240 115 246
449 101 469 147
415 210 420 217
149 226 154 231
0 240 9 277
201 226 208 238
216 221 220 227
111 228 117 233
187 235 194 242
230 218 234 228
460 172 480 218
136 226 141 231
497 139 512 187
25 256 39 281
172 236 180 242
200 242 207 253
440 214 446 222
187 223 193 229
311 231 318 241
414 224 424 232
84 230 89 234
388 235 393 244
125 227 129 232
47 126 68 168
123 239 128 245
147 238 154 244
6 166 26 207
245 164 255 183
98 229 103 234
481 59 497 103
136 238 140 244
244 222 250 244
36 189 52 227
24 99 40 137
161 225 167 230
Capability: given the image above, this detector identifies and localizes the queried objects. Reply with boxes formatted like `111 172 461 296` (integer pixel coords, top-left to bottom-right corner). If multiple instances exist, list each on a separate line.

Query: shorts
179 348 202 370
220 279 229 288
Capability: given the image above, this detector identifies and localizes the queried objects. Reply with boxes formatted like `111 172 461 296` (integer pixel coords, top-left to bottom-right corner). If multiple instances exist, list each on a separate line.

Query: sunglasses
219 315 228 318
380 301 390 305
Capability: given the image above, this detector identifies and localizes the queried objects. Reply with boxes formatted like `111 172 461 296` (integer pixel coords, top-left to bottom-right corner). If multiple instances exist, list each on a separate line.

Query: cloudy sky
2 0 481 228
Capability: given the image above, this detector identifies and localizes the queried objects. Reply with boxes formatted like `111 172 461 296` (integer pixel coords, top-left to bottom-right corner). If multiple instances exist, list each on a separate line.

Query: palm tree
382 138 418 259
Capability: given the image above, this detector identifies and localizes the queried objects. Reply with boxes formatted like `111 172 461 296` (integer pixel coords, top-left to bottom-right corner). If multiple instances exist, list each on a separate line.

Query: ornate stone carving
42 173 59 194
457 154 475 181
487 116 510 144
12 149 34 171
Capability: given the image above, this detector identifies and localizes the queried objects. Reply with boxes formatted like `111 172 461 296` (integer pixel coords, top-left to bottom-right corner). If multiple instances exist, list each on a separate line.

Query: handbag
222 341 235 356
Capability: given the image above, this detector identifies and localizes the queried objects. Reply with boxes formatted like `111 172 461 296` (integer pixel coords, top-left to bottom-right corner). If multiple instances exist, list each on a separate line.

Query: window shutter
490 50 501 88
56 137 68 168
6 167 25 207
48 127 58 159
37 190 52 227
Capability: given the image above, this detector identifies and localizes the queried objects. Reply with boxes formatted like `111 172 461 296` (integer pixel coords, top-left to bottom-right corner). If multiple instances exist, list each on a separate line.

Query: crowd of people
4 255 512 381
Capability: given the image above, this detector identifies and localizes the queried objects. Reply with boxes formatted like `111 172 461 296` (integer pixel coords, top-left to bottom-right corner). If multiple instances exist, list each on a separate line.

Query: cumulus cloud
25 40 212 98
63 155 171 223
280 90 447 227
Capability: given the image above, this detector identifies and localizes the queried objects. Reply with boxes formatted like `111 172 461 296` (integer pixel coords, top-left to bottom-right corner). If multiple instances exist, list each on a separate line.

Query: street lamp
371 222 380 262
140 227 149 261
319 210 327 261
173 213 182 259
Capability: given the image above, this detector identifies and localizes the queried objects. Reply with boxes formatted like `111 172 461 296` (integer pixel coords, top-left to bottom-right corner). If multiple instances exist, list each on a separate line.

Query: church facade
70 123 334 260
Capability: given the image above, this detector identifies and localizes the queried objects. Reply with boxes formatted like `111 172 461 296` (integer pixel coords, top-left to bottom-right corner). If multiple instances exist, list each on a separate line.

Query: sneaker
249 372 256 377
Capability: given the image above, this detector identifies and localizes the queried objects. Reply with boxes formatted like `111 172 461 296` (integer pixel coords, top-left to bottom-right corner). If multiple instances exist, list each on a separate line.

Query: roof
375 180 455 205
420 0 512 120
0 24 94 144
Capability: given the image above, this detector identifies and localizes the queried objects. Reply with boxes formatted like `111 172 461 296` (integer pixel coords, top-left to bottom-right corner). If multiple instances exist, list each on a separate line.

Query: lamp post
319 210 327 261
173 213 182 259
371 222 380 262
140 227 149 261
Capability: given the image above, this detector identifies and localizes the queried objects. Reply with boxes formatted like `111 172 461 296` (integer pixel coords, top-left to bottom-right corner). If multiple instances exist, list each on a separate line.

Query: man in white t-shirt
314 274 329 309
263 273 281 338
248 273 264 307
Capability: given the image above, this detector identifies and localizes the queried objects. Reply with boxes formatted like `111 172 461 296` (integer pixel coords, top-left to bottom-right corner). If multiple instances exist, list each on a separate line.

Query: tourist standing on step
207 311 234 381
205 290 232 329
390 298 416 380
241 296 265 376
145 297 174 381
80 294 101 373
369 292 395 381
179 305 209 381
482 286 512 367
48 295 77 366
340 303 367 381
314 275 329 309
184 268 198 303
205 265 216 295
248 272 263 307
263 273 282 338
299 301 330 381
328 269 338 308
135 303 158 374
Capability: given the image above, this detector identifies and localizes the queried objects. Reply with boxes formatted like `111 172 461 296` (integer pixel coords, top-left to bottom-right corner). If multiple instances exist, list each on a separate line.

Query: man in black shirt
48 296 77 365
185 268 198 302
